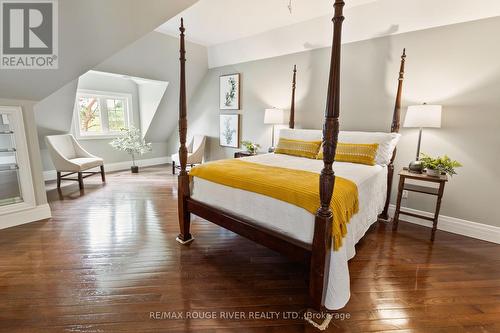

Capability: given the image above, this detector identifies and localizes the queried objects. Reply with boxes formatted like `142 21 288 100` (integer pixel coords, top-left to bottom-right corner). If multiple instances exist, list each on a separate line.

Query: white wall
137 81 169 139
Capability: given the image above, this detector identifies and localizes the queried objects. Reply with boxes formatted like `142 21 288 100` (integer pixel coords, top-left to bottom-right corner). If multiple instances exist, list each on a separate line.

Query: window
74 90 132 139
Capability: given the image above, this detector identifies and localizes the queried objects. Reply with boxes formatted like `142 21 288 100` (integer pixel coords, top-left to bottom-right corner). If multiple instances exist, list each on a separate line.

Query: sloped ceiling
156 0 500 68
0 0 198 101
156 0 376 45
35 31 208 145
94 31 209 143
34 78 78 142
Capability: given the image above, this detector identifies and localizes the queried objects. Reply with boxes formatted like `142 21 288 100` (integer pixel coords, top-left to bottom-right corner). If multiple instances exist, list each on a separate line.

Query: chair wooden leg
172 161 176 175
78 172 84 190
56 171 61 188
100 165 106 182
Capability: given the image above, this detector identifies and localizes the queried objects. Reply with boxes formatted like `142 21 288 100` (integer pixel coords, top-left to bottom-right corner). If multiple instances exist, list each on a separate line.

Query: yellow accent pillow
275 138 322 159
317 142 379 165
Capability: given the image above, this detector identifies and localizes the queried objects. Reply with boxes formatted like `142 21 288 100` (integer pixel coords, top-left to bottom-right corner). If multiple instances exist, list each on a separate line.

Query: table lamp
264 108 285 152
403 103 442 173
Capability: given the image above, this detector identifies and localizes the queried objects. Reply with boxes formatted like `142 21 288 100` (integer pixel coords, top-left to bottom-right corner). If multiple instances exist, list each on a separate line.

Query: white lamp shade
403 104 442 128
264 108 285 125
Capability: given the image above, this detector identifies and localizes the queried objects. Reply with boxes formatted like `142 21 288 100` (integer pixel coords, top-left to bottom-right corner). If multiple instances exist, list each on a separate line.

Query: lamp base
408 160 424 173
268 147 275 153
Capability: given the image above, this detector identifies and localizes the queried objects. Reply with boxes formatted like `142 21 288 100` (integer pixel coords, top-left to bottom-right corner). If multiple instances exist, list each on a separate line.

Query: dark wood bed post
176 18 193 244
379 48 406 221
289 65 297 129
309 0 345 311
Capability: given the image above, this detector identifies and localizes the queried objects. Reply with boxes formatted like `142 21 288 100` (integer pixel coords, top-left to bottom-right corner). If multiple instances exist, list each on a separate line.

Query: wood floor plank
0 165 498 332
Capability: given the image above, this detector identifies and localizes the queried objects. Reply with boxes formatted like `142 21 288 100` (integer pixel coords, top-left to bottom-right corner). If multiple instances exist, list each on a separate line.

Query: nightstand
234 151 255 158
393 169 448 241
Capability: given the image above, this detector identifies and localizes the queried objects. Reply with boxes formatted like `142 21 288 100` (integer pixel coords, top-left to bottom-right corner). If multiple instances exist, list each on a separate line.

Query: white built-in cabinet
0 106 36 216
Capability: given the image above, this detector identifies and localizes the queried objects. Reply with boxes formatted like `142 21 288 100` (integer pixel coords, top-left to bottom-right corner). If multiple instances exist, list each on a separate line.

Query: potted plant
241 140 260 155
419 153 462 177
110 126 152 173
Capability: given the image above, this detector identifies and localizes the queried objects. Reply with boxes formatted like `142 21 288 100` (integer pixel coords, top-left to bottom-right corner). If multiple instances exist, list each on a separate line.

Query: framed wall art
219 73 240 110
219 114 240 148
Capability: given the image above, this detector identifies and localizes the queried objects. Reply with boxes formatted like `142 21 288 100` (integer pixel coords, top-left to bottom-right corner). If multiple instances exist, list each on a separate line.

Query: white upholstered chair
45 134 105 189
171 135 206 174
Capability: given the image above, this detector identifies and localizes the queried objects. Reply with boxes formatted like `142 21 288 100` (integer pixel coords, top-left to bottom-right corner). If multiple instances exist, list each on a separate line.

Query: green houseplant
110 126 152 173
241 140 260 154
419 153 462 177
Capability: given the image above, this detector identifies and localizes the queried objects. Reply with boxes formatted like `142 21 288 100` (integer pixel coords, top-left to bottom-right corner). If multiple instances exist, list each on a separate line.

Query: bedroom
0 0 499 332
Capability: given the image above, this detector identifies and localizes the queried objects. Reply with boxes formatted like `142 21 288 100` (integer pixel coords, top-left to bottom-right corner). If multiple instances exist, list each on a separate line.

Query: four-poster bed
176 0 406 312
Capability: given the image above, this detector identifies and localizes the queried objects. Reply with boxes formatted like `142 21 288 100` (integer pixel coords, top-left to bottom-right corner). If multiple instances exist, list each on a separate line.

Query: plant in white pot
420 153 462 177
110 126 152 173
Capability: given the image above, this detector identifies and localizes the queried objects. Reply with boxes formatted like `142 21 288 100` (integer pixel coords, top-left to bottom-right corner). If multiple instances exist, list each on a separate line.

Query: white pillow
278 128 322 142
338 131 401 165
278 129 400 165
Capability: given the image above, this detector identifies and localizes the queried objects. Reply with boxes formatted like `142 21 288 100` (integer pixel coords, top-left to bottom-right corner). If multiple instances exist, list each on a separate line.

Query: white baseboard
43 156 171 181
0 203 52 230
388 204 500 244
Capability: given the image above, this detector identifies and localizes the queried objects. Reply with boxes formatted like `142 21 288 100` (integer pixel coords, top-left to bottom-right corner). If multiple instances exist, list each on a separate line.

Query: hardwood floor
0 165 499 332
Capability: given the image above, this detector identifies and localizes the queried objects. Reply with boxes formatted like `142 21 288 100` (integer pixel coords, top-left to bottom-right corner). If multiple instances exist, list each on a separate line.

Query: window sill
75 135 121 141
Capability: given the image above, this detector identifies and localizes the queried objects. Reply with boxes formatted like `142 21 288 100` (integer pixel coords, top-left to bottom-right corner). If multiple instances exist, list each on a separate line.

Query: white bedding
191 153 387 309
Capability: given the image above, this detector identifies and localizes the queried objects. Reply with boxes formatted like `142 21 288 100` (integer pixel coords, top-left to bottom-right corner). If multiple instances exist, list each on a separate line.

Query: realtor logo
1 0 58 69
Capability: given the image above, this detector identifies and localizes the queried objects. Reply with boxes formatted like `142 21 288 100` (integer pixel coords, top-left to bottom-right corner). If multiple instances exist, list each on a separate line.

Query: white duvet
191 153 387 310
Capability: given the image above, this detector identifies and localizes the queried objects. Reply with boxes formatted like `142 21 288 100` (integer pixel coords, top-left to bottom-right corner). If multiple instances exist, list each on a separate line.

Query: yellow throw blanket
189 159 359 250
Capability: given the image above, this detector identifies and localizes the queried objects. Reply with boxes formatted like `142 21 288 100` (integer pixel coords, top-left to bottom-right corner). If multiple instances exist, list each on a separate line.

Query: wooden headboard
289 65 297 129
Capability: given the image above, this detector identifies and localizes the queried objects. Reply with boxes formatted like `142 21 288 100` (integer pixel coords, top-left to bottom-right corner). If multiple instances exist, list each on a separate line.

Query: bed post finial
391 48 406 133
379 48 406 221
289 65 297 129
319 0 344 221
176 18 193 244
178 17 187 177
309 0 345 312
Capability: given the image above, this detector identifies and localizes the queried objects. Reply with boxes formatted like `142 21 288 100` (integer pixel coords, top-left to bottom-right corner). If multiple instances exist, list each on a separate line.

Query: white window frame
73 89 133 140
